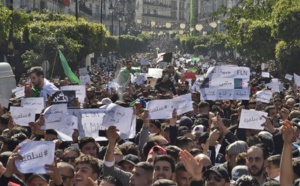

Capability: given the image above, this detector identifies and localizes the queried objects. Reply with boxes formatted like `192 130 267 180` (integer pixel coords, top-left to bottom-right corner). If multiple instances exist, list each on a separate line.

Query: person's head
165 145 181 163
118 154 140 173
147 145 167 164
225 141 248 168
234 175 259 186
129 162 154 186
152 179 177 186
194 153 212 172
265 105 277 120
198 101 210 115
246 144 268 178
153 155 175 182
175 162 192 186
44 129 58 141
74 155 100 186
27 66 44 88
203 166 230 186
61 147 81 167
26 174 49 186
286 98 296 107
57 162 75 186
265 155 280 179
149 135 169 147
0 114 10 135
118 143 139 157
78 137 98 157
175 136 194 152
231 165 249 181
149 120 162 134
126 60 133 70
99 176 123 186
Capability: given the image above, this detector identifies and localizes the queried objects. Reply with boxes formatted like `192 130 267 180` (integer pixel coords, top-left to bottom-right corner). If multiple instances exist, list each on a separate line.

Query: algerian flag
58 50 81 84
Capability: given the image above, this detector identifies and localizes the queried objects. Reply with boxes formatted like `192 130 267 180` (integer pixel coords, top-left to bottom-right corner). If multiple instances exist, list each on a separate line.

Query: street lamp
118 16 122 57
109 2 114 35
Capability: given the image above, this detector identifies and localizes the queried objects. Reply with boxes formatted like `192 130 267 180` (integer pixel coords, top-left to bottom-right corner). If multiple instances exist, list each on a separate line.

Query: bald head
195 153 212 167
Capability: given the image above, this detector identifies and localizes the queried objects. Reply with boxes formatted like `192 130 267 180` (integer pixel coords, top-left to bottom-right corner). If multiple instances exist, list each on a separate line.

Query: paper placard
10 106 35 126
239 109 268 130
15 141 55 174
79 67 89 76
172 94 193 115
61 85 86 103
261 72 270 78
146 99 173 119
79 75 91 85
140 58 150 65
256 90 272 103
285 74 293 81
42 113 67 130
52 90 76 108
102 103 134 139
44 104 67 115
12 86 25 98
294 73 300 87
21 97 45 114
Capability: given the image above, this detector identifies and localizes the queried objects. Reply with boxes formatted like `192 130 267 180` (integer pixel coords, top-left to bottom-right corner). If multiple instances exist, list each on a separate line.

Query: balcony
143 1 171 8
143 13 172 19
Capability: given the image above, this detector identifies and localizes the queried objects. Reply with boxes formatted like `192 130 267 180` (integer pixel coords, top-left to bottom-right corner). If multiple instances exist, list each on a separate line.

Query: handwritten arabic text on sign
21 97 45 114
239 109 268 130
10 106 35 126
15 141 55 174
146 99 173 119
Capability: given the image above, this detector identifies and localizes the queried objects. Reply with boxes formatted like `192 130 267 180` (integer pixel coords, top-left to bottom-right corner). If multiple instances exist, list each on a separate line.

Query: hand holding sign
239 109 268 130
4 146 22 178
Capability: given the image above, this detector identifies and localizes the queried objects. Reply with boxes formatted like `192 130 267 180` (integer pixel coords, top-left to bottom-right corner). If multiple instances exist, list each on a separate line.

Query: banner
10 107 35 126
239 109 267 130
256 90 272 103
172 94 193 115
146 99 173 119
61 85 86 103
200 66 250 100
21 97 45 114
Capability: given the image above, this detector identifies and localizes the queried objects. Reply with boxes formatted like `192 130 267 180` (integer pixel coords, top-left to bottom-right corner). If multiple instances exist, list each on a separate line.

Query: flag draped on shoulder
58 50 81 84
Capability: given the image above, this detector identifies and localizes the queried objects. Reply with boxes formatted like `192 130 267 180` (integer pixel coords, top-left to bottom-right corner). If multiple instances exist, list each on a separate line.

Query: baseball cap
178 116 193 129
150 120 162 130
27 174 50 183
148 145 167 156
177 126 190 136
192 125 207 135
226 141 248 156
231 165 249 181
118 154 140 166
203 166 230 182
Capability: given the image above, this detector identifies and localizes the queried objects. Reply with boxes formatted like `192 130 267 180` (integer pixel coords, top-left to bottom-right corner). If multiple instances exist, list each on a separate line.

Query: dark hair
75 155 100 175
190 148 202 156
175 136 193 150
64 147 81 157
142 141 157 158
135 162 154 175
236 152 247 165
248 144 269 160
165 145 181 162
235 175 259 186
0 114 10 126
152 179 176 186
264 105 276 114
267 155 281 168
175 162 187 173
154 155 175 173
246 136 261 147
27 66 44 77
293 158 300 178
262 180 279 186
99 176 123 186
45 129 58 136
118 143 139 156
10 127 30 138
78 137 96 150
198 101 210 109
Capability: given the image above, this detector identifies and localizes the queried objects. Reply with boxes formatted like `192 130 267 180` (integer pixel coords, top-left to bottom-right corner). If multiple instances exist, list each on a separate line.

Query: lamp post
118 16 122 57
109 2 114 35
8 0 15 67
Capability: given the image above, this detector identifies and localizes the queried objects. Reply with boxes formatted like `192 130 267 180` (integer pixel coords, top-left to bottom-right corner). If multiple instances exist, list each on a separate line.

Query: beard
249 165 264 176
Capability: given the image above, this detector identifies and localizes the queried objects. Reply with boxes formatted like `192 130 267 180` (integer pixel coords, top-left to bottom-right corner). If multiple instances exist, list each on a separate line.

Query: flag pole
51 50 58 79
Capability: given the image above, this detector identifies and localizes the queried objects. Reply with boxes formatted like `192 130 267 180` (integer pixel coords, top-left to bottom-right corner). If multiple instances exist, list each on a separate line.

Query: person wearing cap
221 141 248 179
203 166 230 186
118 154 140 173
146 145 167 164
231 165 250 181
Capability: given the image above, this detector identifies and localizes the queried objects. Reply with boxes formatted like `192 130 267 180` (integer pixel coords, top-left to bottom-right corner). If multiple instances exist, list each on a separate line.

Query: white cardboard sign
256 90 272 103
10 106 35 126
239 109 268 130
61 85 86 103
172 94 193 115
21 97 45 114
146 99 173 119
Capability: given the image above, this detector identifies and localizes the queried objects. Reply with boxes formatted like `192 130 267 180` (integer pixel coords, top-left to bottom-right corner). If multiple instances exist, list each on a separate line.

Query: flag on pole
163 52 173 63
58 50 81 84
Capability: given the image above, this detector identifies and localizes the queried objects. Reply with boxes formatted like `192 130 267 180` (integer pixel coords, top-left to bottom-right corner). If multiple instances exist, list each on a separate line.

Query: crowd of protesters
0 56 300 186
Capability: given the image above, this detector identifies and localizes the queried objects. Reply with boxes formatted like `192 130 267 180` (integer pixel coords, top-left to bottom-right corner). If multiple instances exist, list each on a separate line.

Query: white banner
172 94 193 115
61 85 86 103
262 72 270 78
79 75 91 85
79 67 89 76
44 104 67 115
21 97 45 114
285 74 293 81
294 73 300 87
10 106 35 126
146 99 173 119
256 90 272 103
239 109 268 130
15 141 55 174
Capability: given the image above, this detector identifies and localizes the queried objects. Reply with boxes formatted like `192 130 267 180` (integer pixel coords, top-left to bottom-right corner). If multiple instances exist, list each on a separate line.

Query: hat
178 116 193 129
11 132 27 141
98 98 112 105
258 131 274 155
148 145 167 156
118 154 140 166
231 165 249 181
150 120 161 130
226 141 248 155
177 126 190 136
27 174 50 183
198 132 209 144
192 125 207 135
203 166 230 182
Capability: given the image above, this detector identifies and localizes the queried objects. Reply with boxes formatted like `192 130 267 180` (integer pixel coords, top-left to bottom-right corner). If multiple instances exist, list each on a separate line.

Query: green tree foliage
118 35 143 56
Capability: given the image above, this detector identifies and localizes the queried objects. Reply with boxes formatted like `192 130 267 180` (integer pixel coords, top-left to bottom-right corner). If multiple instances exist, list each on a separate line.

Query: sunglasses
61 174 74 181
61 157 77 162
205 175 222 182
